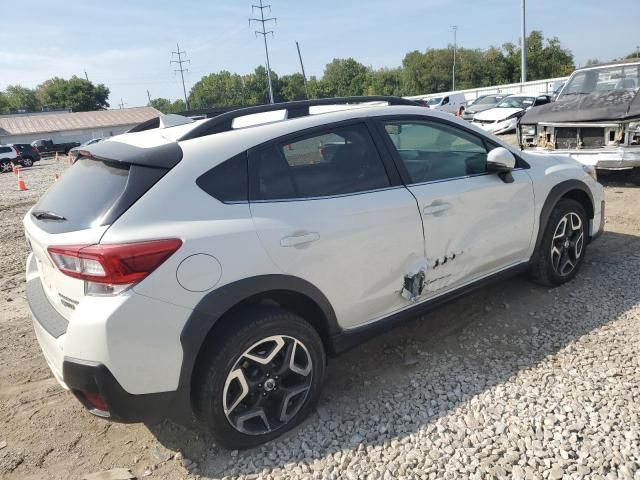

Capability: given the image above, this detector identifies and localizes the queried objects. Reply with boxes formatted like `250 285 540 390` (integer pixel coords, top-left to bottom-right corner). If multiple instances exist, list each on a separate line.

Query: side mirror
487 147 516 183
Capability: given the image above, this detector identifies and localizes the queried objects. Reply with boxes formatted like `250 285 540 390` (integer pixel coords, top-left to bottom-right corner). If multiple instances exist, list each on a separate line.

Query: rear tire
0 160 12 174
193 306 325 449
21 157 33 167
529 199 588 287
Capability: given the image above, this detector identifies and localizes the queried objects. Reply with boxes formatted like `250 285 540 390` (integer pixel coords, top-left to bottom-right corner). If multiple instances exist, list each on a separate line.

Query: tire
529 198 588 287
0 160 12 174
193 306 326 449
21 157 33 168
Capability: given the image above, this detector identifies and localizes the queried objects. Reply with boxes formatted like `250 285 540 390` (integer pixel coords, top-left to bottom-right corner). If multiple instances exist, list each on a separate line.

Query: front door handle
280 232 320 247
423 202 451 215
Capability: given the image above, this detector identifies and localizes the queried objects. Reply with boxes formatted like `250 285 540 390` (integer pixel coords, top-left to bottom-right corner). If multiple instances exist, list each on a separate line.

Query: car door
248 121 425 329
377 117 535 293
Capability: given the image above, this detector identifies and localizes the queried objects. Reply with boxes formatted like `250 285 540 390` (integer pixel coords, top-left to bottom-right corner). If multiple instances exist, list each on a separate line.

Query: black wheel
21 157 33 167
193 306 325 449
0 160 12 174
530 199 588 287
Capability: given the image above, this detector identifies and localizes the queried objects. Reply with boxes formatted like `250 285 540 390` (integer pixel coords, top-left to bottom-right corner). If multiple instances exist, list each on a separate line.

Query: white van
425 93 466 115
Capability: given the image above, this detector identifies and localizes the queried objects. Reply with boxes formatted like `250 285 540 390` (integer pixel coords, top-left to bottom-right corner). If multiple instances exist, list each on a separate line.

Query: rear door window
250 123 390 200
196 153 248 203
32 158 130 233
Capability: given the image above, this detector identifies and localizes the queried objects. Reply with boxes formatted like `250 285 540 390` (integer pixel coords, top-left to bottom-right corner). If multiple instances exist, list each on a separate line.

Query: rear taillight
48 239 182 295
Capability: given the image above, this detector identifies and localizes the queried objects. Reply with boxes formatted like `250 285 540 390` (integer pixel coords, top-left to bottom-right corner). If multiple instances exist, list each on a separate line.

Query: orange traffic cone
12 163 17 175
17 175 27 191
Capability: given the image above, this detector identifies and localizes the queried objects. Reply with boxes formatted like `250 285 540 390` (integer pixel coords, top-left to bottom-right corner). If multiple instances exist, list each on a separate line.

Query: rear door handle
423 202 451 215
280 232 320 247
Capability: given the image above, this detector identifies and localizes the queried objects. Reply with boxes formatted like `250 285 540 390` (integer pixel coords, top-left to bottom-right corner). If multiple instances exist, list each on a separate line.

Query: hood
521 89 640 124
466 103 496 115
474 107 523 122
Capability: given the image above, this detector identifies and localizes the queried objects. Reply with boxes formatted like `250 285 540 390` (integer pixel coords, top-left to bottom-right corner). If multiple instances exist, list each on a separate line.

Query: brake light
48 239 182 289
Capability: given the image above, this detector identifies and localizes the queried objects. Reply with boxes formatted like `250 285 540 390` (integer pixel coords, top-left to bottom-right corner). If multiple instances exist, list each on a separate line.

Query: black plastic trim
26 277 69 339
534 180 595 252
83 140 183 169
591 200 605 242
179 96 419 141
328 262 530 354
62 358 177 424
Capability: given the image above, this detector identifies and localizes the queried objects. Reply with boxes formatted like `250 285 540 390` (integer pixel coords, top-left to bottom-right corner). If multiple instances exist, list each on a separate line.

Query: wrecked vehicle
519 60 640 170
472 94 551 135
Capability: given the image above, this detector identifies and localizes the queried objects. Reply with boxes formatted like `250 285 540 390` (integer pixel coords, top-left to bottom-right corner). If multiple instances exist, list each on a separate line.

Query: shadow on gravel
148 229 640 478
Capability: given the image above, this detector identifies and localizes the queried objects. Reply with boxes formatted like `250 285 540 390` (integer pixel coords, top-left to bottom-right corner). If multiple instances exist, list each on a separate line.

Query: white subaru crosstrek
24 97 604 449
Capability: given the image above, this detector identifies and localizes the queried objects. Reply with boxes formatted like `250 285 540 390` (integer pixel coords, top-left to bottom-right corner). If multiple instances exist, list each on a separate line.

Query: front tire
21 157 33 167
529 199 588 287
0 160 12 174
193 306 325 449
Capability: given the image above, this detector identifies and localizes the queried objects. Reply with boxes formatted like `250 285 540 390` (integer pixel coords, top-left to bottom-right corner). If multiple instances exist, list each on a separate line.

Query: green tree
150 98 186 114
188 70 246 109
0 93 9 114
367 68 403 96
279 73 308 101
36 76 109 111
322 58 368 96
4 85 40 112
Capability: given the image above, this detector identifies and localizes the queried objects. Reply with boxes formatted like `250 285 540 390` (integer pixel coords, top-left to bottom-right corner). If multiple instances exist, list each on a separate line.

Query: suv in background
0 145 20 173
425 92 467 115
11 144 42 167
24 96 603 449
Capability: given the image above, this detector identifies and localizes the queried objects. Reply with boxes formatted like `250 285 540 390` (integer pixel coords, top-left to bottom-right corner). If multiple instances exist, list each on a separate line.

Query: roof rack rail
178 96 419 141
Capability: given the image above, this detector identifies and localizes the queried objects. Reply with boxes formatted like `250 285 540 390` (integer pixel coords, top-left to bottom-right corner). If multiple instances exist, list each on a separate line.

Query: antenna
249 0 276 104
171 43 190 110
296 41 309 99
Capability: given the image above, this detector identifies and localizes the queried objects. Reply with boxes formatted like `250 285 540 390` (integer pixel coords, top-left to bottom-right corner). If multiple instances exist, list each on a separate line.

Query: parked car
10 143 42 167
473 94 552 134
31 138 80 155
67 138 104 163
519 60 640 171
424 93 467 115
0 145 20 173
461 94 508 121
24 96 603 449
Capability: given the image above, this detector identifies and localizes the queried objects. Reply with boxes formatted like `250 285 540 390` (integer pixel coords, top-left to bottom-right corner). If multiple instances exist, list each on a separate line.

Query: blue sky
1 0 638 107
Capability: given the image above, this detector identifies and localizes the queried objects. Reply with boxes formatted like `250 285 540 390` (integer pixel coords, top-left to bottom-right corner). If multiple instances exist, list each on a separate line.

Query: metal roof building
0 107 161 145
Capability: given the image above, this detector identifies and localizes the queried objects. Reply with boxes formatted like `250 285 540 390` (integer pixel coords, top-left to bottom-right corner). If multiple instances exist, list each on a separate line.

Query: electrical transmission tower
250 0 276 104
171 43 190 110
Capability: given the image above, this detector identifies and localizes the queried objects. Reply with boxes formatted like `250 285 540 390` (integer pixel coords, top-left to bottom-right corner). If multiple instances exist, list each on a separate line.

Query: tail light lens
48 239 182 296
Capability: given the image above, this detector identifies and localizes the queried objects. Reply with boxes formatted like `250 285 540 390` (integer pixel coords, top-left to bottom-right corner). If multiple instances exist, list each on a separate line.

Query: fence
405 76 569 102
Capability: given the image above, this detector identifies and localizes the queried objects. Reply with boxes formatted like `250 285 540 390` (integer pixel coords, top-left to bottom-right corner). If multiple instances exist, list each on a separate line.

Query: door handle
280 232 320 247
423 202 451 215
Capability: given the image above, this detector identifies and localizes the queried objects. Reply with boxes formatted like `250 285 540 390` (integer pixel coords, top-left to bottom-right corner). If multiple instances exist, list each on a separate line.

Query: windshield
496 96 535 109
562 64 639 95
475 95 503 105
426 97 442 106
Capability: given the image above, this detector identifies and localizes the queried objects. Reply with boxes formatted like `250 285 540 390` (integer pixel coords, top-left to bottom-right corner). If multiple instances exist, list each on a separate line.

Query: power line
118 98 126 109
451 25 458 91
171 43 190 110
250 0 276 104
296 41 309 99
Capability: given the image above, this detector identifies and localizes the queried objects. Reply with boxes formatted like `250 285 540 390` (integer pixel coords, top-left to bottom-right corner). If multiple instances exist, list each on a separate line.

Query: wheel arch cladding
535 180 595 253
177 275 338 411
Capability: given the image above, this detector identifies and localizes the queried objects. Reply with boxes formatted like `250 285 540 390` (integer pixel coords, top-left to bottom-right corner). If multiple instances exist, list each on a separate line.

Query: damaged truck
518 60 640 171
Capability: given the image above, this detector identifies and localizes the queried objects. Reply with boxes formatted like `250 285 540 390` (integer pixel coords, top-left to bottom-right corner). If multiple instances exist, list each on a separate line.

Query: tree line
153 31 576 113
0 76 110 114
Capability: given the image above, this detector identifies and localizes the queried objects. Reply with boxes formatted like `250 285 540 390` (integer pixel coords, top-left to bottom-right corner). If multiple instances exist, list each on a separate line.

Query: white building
0 107 161 145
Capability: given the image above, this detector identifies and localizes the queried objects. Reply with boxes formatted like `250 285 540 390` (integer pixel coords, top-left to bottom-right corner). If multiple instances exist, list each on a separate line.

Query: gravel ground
1 147 640 480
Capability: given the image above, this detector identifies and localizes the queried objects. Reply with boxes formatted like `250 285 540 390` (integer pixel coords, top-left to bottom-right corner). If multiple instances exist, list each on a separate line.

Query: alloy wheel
550 212 584 276
0 162 12 173
22 158 33 167
223 335 313 435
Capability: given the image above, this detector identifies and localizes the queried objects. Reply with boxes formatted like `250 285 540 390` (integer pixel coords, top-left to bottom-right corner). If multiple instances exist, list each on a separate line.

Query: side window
383 121 488 183
0 147 11 154
441 96 450 105
534 96 550 106
250 124 390 200
196 153 248 202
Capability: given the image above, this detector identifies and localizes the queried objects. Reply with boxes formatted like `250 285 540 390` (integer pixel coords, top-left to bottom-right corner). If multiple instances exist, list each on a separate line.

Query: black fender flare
533 179 594 253
170 274 338 423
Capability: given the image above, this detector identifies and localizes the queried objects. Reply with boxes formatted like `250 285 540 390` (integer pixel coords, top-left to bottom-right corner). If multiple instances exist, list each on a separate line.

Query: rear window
196 153 248 203
32 158 130 234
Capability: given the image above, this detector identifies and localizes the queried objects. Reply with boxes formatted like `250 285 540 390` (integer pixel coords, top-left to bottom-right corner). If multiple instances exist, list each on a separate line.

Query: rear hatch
24 139 182 322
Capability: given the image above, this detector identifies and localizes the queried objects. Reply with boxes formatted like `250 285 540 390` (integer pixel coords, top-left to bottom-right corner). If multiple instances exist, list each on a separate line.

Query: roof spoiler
80 140 183 169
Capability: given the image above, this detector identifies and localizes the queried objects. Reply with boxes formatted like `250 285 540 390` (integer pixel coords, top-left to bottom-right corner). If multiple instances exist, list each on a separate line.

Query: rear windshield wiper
32 210 67 221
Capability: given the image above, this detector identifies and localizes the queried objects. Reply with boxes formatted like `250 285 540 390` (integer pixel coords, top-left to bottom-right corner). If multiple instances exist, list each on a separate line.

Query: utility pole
636 45 640 58
250 0 276 104
296 41 309 99
118 98 126 109
451 25 458 91
521 0 527 84
171 43 190 110
84 71 89 81
147 89 152 105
